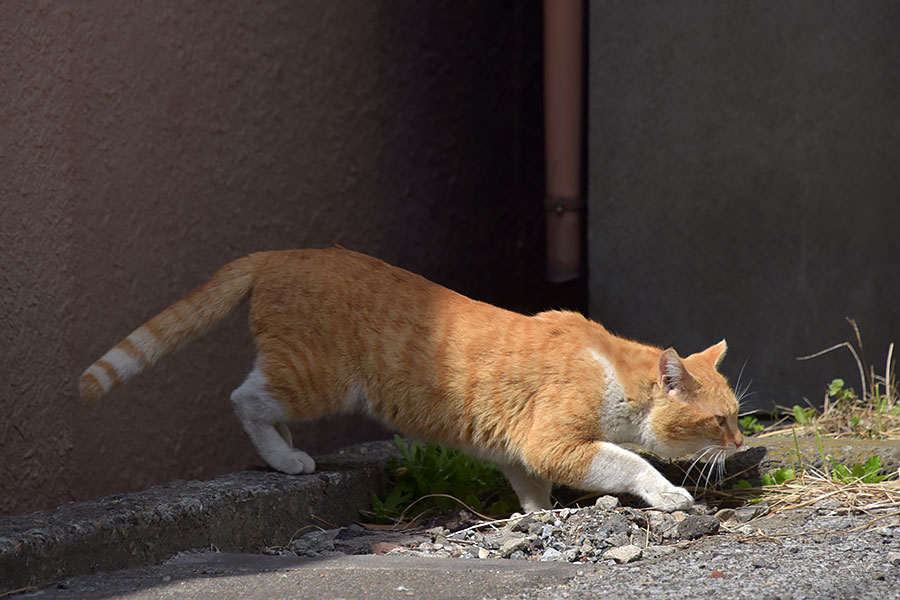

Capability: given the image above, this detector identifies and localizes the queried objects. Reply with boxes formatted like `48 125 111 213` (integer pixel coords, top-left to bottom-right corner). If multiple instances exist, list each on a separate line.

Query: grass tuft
361 436 520 525
755 318 900 439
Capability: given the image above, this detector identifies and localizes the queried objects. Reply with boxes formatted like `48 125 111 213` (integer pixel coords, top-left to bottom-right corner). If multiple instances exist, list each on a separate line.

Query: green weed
364 436 520 523
762 467 797 487
738 415 765 435
791 405 817 426
828 378 855 404
791 319 899 439
828 454 887 484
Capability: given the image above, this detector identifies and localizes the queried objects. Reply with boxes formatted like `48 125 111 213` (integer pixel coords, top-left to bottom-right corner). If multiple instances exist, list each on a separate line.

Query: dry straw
763 318 899 440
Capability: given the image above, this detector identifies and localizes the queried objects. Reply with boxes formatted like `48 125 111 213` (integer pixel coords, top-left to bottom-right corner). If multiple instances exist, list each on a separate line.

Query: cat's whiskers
706 448 727 489
733 356 762 411
681 445 717 488
716 450 728 487
682 445 730 493
699 451 720 490
734 357 749 396
736 386 759 407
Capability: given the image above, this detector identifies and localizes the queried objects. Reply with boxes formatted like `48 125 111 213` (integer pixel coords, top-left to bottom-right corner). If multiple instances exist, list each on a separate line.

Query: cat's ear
696 339 728 369
658 348 696 397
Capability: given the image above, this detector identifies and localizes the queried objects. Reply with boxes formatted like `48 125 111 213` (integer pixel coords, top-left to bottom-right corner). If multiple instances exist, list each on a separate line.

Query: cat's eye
715 415 727 427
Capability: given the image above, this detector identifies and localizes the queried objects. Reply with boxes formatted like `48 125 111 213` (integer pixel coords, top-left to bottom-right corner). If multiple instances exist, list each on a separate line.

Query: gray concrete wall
588 2 900 411
0 1 567 516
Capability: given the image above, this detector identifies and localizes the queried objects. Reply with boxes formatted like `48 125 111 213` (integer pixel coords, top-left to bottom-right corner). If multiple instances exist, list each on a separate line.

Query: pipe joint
544 195 585 215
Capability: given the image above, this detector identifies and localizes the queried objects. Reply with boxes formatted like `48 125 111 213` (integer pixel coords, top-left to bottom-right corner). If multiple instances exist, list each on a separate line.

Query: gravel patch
274 496 725 564
275 496 900 599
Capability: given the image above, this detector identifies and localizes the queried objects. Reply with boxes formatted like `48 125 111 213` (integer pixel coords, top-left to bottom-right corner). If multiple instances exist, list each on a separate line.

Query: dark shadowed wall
588 2 900 411
0 2 571 516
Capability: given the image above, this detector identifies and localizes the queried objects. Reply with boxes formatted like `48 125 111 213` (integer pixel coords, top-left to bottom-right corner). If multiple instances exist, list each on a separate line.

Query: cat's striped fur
80 248 743 512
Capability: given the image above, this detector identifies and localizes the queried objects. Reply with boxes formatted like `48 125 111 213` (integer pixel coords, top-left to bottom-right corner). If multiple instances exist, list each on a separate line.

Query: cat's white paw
644 485 694 512
274 450 316 475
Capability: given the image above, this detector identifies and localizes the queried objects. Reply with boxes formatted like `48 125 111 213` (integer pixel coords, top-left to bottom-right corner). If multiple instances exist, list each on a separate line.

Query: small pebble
607 532 631 547
734 503 767 523
675 515 720 540
541 547 563 561
595 495 620 510
714 508 736 523
643 545 677 559
563 548 580 562
499 535 529 558
603 544 642 564
814 497 842 513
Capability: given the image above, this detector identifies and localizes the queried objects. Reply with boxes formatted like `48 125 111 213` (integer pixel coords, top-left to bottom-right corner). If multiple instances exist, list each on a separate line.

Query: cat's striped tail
79 255 259 401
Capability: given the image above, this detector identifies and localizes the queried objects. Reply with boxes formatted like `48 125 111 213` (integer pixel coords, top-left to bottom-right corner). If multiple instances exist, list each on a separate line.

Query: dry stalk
725 473 900 517
796 339 867 401
782 320 900 439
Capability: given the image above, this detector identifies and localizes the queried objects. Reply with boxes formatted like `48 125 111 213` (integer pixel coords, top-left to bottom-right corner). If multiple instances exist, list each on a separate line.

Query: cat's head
646 340 743 458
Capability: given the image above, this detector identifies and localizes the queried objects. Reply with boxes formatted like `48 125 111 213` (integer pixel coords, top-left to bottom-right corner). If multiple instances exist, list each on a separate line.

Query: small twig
395 493 494 524
844 509 900 532
280 525 326 549
886 342 895 407
719 462 764 485
734 531 784 546
448 508 572 540
0 587 39 598
312 513 339 529
847 318 870 399
797 341 867 401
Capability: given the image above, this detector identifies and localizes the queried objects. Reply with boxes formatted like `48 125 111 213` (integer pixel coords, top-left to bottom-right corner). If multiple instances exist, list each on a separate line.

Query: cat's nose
733 432 743 448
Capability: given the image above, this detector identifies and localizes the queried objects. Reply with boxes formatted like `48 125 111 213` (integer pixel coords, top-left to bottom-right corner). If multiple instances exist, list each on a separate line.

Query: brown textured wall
0 2 567 516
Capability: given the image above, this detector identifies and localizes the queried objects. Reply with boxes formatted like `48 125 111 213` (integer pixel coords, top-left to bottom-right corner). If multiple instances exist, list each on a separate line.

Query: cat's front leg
580 441 693 512
523 438 692 512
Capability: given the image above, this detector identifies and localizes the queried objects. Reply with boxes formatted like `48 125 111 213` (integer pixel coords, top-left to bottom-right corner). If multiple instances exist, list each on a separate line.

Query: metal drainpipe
544 0 584 283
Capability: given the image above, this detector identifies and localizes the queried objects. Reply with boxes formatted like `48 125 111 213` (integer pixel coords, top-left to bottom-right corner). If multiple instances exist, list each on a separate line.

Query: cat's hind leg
230 365 315 474
498 461 552 513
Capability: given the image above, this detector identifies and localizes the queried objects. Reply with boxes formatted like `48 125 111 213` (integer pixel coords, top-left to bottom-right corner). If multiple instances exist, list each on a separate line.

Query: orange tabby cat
80 248 743 512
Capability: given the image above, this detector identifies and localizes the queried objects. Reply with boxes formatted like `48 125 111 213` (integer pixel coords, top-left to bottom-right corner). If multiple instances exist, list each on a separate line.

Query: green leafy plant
738 415 765 435
828 455 887 484
792 319 899 439
828 378 856 404
762 467 797 487
791 405 817 426
365 436 520 523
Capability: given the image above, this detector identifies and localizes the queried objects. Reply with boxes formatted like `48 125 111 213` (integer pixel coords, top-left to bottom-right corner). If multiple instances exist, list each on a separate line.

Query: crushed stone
270 495 900 598
271 496 745 564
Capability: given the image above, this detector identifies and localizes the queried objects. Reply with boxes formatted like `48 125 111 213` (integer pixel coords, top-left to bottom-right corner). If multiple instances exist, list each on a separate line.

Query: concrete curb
0 441 400 592
2 437 897 594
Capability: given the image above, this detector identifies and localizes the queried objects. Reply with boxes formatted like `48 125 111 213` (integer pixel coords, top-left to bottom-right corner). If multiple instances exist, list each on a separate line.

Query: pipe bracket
544 195 585 214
